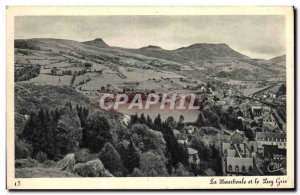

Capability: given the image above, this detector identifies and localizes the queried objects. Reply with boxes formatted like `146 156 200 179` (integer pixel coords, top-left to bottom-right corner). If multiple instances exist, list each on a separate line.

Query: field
24 74 73 86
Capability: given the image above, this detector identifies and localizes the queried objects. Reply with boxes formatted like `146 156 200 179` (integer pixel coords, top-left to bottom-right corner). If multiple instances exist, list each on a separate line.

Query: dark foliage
84 113 112 152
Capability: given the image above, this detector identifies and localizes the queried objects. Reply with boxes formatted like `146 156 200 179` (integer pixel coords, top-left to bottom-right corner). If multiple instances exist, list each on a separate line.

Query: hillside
269 55 286 63
14 38 281 81
82 38 110 48
174 43 248 60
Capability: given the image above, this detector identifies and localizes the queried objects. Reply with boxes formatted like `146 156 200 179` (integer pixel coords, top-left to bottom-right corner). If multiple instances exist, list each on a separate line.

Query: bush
84 114 111 152
15 137 32 159
35 151 47 163
43 160 56 167
15 158 38 168
75 148 91 163
99 143 123 176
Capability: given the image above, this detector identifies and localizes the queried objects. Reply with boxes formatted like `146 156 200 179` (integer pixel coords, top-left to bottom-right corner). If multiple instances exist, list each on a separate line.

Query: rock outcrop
55 153 75 172
73 159 113 177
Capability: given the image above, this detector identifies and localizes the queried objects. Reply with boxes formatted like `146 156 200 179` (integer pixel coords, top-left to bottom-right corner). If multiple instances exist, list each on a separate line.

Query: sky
15 15 286 59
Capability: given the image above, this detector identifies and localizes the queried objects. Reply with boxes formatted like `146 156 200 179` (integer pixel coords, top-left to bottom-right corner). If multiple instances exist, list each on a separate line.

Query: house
184 125 196 134
251 106 262 117
256 132 286 153
263 145 286 162
262 113 278 127
262 122 278 132
221 130 255 176
221 142 254 176
187 147 200 166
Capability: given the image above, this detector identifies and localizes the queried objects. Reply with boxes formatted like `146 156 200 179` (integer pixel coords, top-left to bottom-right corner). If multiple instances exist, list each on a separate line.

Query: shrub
75 148 91 163
35 151 47 163
15 137 32 159
15 158 38 168
84 114 111 152
99 143 123 176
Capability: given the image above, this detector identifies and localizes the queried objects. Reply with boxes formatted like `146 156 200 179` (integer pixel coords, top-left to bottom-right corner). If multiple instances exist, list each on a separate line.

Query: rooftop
187 147 198 155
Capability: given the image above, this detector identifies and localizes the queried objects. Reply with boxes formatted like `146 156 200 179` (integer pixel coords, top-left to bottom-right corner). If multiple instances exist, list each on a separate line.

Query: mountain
14 38 279 80
82 38 109 48
174 43 248 60
269 55 286 64
140 45 163 50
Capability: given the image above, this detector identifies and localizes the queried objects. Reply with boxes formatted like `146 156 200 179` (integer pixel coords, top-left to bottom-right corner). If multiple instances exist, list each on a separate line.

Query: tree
178 143 189 166
54 106 82 158
130 124 166 155
191 137 209 161
139 113 146 124
195 111 205 127
22 106 81 160
121 140 140 174
146 115 154 129
245 126 255 141
99 142 123 176
177 115 185 130
161 122 186 167
139 152 168 176
154 114 162 131
84 113 112 152
203 108 220 128
278 84 286 95
179 115 184 123
173 163 190 176
166 116 177 129
227 106 234 114
130 168 143 177
129 113 138 127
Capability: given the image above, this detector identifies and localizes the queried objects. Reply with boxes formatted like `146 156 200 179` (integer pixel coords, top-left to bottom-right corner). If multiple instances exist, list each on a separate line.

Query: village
14 38 287 177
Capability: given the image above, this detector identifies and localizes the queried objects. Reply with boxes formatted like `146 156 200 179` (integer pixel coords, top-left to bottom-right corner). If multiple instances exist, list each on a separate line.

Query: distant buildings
256 132 286 153
263 145 286 162
251 106 262 117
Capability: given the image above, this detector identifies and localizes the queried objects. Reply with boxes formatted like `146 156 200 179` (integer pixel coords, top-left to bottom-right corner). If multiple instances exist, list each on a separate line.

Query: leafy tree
161 122 187 167
54 107 82 157
177 115 185 130
173 163 190 176
130 168 143 177
22 106 80 160
130 124 166 155
203 108 220 128
15 137 32 159
35 151 47 163
121 140 140 174
179 115 184 123
178 143 189 166
99 142 123 176
191 137 209 161
139 152 168 176
165 116 177 129
195 111 205 127
84 113 112 152
245 126 255 141
227 106 234 114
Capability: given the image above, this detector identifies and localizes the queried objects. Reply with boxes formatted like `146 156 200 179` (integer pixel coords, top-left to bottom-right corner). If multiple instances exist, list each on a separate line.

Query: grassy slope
15 168 79 178
15 83 92 115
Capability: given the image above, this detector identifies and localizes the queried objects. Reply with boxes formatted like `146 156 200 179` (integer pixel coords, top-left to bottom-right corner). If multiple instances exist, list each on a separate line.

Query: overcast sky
15 15 285 59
